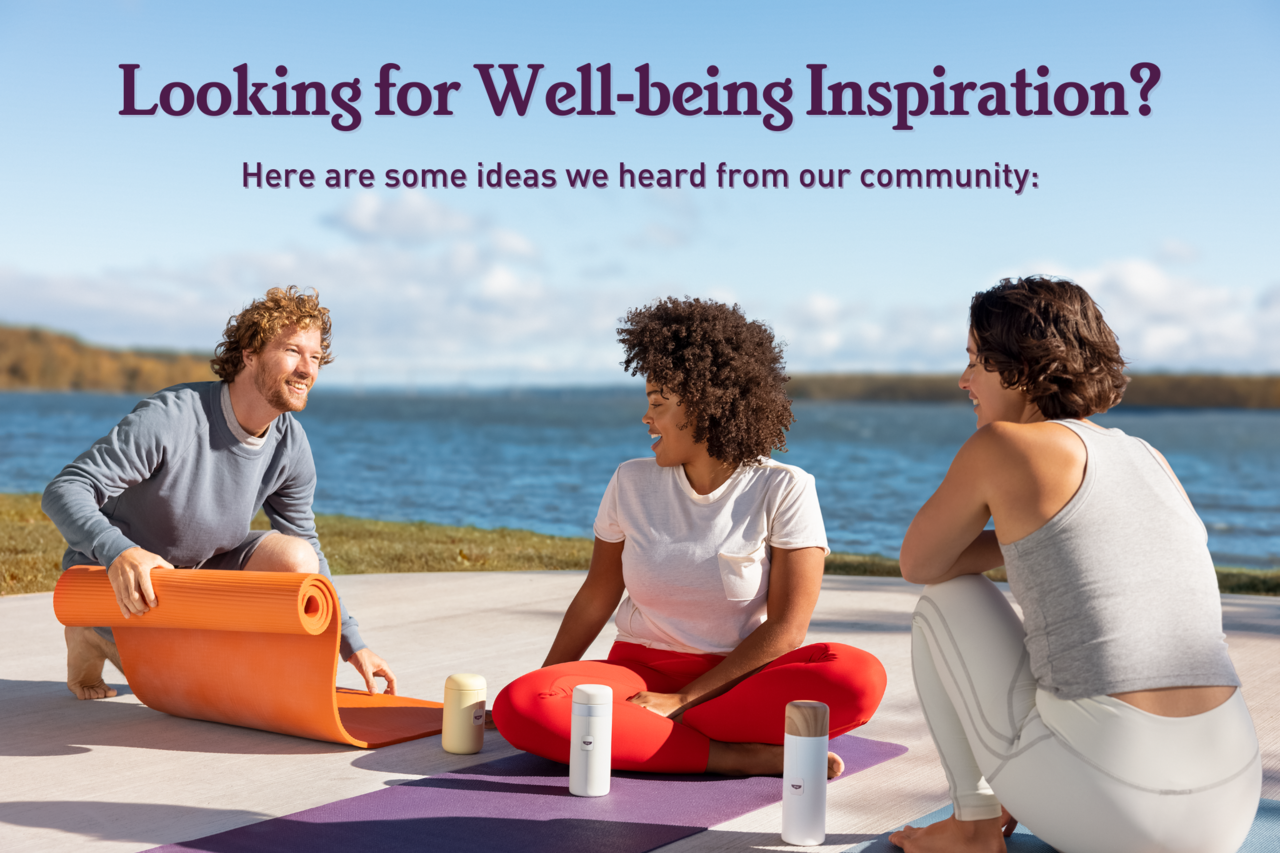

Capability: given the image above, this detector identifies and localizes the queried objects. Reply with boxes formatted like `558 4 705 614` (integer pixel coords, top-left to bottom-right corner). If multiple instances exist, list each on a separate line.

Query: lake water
2 390 1277 569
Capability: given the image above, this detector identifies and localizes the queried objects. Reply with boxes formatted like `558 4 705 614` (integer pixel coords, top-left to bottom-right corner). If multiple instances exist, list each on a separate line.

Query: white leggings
912 575 1261 853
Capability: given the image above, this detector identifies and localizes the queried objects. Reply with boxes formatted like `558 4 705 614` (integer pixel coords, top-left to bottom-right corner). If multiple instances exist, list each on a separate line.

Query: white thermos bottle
569 683 612 797
441 673 486 755
781 700 829 846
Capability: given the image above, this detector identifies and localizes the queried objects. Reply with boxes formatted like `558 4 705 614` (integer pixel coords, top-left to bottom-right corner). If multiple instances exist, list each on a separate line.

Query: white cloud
4 200 1276 386
1158 239 1198 265
627 189 701 250
1067 259 1280 372
489 228 538 260
764 259 1280 375
768 293 967 374
0 196 635 387
0 246 635 387
327 193 474 245
634 223 690 248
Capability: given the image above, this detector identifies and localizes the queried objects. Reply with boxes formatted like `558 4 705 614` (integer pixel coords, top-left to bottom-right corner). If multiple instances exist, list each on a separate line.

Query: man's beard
253 365 310 413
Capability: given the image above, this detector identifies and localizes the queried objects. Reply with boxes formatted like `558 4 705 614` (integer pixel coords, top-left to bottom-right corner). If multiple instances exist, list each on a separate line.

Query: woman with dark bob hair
891 277 1259 853
493 297 887 776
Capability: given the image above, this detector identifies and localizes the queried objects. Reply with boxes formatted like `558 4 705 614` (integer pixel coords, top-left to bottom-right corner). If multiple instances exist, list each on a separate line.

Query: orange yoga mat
54 566 443 747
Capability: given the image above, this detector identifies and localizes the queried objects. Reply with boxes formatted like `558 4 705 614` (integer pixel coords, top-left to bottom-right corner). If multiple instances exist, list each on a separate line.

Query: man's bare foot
889 815 1006 852
66 626 122 700
706 741 845 778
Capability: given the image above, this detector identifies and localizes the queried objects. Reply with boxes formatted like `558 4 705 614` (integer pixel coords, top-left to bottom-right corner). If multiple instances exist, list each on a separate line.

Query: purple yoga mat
150 734 908 853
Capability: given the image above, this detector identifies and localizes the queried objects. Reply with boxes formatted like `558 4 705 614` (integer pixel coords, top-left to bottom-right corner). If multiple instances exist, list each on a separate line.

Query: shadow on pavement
0 680 354 757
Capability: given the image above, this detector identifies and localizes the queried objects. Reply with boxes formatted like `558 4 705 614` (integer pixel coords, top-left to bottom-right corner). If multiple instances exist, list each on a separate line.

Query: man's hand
107 547 173 618
627 691 686 718
349 648 397 695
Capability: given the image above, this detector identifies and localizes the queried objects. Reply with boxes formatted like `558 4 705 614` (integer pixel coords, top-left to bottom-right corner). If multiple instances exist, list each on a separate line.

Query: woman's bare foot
706 741 845 778
65 626 122 700
889 815 1006 852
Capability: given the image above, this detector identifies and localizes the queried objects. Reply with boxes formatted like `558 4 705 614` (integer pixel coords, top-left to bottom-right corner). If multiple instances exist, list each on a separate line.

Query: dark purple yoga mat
150 734 907 853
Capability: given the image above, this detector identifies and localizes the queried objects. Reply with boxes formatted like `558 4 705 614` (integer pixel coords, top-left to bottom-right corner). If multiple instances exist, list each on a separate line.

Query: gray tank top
999 419 1240 700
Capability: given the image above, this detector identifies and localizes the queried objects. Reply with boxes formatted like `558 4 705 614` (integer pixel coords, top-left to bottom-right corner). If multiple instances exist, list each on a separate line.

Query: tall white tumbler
781 700 830 846
569 684 612 797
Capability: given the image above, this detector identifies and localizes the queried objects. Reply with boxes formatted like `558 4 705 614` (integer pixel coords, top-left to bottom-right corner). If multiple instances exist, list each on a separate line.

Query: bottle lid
445 673 487 692
572 684 613 705
785 700 829 737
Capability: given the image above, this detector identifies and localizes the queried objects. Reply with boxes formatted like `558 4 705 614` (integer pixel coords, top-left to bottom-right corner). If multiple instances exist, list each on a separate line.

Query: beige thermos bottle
441 673 486 754
782 700 830 846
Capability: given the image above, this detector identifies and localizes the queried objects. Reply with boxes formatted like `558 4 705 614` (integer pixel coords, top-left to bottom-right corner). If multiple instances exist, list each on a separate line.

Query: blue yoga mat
844 798 1280 852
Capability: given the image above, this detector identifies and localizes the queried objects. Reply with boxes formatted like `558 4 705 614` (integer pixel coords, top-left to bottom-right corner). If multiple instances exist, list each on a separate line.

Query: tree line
786 373 1280 409
2 325 1277 407
0 326 214 393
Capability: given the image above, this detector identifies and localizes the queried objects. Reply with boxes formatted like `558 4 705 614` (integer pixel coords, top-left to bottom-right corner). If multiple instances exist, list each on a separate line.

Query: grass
1 494 71 596
0 493 594 595
5 492 1279 597
262 512 595 576
823 552 905 577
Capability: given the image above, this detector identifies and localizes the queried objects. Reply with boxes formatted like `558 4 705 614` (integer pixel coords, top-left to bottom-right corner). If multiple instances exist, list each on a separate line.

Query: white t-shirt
593 457 829 655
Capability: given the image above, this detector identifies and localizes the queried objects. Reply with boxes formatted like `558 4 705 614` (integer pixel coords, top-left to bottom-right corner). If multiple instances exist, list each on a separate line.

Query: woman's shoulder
969 419 1086 457
613 456 664 483
961 421 1088 495
743 458 816 490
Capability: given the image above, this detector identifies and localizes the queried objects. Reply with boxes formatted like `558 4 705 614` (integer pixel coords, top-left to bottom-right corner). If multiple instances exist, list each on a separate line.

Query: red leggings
492 641 887 774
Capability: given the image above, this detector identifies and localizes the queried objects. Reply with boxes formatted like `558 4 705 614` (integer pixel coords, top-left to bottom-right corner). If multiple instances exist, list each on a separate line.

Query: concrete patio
2 572 1276 852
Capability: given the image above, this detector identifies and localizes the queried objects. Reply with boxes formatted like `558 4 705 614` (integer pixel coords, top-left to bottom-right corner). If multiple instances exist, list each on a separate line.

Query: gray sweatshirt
42 381 365 658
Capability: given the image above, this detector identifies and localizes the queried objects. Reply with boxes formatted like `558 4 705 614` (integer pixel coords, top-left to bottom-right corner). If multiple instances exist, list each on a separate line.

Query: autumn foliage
0 326 214 393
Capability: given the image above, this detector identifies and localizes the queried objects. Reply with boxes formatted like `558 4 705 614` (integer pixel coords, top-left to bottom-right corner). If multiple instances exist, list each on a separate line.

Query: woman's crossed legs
493 640 886 774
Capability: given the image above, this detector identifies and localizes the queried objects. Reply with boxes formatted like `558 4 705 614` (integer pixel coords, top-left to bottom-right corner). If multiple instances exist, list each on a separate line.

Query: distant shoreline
4 373 1279 411
787 373 1280 409
3 325 1279 408
3 493 1276 597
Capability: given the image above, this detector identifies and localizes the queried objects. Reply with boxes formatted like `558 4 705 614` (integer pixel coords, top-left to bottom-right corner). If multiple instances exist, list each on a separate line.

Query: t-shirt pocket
718 544 768 601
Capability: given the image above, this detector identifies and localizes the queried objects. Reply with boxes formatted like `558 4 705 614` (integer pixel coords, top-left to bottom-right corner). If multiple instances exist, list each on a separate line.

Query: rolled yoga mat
53 566 443 747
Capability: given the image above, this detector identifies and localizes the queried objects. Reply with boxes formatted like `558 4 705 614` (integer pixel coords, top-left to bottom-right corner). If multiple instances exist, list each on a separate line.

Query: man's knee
247 533 320 573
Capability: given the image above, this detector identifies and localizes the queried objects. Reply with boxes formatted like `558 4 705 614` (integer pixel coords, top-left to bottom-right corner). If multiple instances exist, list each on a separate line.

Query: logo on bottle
580 734 595 750
787 777 805 795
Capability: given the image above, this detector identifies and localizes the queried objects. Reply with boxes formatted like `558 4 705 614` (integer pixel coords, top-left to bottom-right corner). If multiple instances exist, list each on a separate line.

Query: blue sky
1 0 1277 385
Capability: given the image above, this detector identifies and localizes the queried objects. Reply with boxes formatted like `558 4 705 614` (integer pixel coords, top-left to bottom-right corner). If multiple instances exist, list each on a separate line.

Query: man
44 286 396 700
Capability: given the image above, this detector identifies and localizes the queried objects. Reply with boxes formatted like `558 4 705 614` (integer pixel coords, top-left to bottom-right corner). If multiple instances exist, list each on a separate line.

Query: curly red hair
211 286 333 381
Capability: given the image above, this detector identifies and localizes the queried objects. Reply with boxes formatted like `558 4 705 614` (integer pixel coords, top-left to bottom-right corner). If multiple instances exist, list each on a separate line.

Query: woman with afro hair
493 297 887 777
